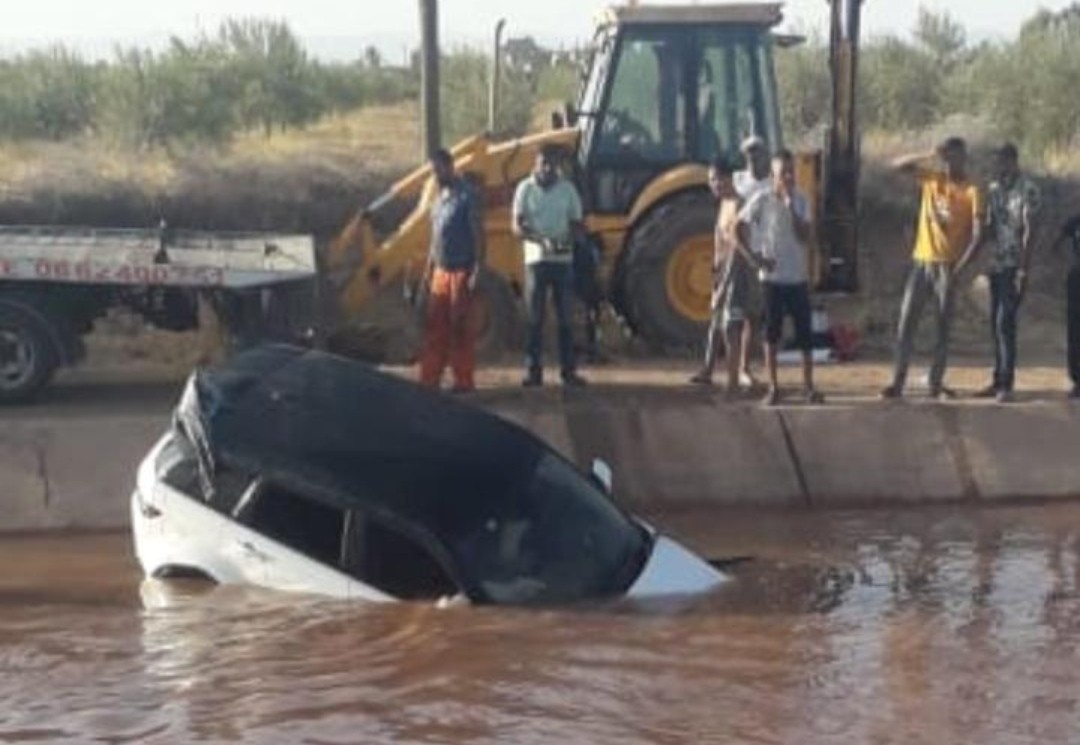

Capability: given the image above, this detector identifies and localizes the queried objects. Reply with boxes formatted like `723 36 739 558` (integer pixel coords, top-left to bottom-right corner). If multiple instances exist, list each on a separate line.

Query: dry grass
229 102 421 172
0 103 420 232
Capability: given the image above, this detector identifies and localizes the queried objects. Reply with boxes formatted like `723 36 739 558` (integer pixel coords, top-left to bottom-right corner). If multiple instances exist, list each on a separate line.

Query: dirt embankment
1 109 1077 369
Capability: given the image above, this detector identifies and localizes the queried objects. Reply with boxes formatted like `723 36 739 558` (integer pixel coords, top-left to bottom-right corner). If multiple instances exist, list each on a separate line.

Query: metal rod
489 19 507 134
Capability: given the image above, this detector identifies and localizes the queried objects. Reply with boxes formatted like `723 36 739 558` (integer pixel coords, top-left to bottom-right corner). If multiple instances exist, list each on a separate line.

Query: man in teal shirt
512 146 587 387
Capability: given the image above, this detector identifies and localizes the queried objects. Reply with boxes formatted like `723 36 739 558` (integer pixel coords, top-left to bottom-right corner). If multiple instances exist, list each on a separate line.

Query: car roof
177 345 548 531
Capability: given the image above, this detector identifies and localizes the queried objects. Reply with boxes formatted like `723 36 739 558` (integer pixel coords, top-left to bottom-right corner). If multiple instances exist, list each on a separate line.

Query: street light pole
419 0 441 159
489 19 507 134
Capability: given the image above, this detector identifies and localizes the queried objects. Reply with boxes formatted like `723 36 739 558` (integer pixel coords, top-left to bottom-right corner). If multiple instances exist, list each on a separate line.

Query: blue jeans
1069 267 1080 388
891 262 955 391
525 261 576 378
989 269 1019 392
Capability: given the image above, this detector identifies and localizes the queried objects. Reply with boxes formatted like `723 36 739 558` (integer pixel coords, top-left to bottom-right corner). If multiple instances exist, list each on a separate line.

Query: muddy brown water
3 505 1080 744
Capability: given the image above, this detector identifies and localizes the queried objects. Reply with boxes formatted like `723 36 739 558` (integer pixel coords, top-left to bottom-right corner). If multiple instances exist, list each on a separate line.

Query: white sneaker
739 371 756 388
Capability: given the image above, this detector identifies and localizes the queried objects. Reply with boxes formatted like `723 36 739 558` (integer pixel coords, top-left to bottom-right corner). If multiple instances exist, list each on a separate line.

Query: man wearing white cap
724 134 770 389
734 135 772 201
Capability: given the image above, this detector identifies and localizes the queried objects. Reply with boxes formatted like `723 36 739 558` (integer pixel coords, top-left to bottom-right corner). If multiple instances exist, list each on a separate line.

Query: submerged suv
131 345 724 605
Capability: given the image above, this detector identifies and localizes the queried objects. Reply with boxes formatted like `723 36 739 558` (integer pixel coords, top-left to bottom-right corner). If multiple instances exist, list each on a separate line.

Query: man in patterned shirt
975 143 1040 403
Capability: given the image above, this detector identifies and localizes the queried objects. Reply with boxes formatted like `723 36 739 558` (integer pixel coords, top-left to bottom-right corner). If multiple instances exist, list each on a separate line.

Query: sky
1 1 1075 60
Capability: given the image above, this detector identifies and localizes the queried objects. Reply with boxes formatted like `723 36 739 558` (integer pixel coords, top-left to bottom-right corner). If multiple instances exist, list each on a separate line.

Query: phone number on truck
0 258 226 286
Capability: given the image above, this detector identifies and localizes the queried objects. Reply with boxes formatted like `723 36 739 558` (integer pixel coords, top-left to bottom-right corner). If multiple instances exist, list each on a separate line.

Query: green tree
775 37 830 142
0 47 99 140
219 19 319 136
858 37 941 130
441 48 532 141
972 18 1080 155
914 7 967 71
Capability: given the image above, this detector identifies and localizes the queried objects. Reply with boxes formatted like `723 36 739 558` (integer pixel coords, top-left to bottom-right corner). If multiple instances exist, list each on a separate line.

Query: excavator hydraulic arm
819 0 863 292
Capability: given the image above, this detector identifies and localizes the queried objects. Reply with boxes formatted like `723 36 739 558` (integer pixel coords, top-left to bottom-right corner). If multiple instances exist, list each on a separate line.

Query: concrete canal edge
488 389 1080 509
2 388 1079 532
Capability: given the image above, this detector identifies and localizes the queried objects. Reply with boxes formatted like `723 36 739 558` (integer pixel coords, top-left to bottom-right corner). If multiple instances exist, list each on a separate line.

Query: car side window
341 510 458 600
206 467 255 515
157 429 253 515
157 433 201 495
235 481 346 566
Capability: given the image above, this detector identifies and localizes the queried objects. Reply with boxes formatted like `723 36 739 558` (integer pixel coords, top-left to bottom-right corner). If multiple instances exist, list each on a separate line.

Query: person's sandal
805 388 825 405
761 387 780 407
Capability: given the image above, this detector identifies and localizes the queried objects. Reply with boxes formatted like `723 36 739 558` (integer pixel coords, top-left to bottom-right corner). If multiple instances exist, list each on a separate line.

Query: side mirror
591 458 613 494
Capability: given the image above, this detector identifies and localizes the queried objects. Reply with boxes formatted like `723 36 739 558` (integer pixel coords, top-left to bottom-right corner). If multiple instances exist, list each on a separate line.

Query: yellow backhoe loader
324 1 862 354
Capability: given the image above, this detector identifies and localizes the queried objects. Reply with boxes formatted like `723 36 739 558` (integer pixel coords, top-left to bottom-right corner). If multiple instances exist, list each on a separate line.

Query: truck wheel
622 191 716 350
0 304 59 404
470 272 522 361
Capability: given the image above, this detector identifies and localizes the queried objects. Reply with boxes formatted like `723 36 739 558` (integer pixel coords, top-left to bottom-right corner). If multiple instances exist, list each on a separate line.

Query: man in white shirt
737 149 824 406
731 135 771 388
512 145 587 387
734 135 772 201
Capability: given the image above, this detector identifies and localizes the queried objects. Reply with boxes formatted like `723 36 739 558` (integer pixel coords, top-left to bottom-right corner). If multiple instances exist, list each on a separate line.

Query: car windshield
450 451 649 606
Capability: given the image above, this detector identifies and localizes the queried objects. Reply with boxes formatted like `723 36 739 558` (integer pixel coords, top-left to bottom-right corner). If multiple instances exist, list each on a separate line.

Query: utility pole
489 19 507 134
419 0 441 159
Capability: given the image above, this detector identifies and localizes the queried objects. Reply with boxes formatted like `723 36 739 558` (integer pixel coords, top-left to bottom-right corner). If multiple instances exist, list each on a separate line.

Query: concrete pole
419 0 441 159
489 19 507 134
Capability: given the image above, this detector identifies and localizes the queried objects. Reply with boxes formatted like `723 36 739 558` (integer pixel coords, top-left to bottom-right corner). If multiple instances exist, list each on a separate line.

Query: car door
229 479 355 598
340 509 458 603
221 480 273 586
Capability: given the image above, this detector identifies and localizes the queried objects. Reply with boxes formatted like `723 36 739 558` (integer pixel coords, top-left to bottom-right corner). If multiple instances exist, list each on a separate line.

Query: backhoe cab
576 4 783 213
575 3 790 345
326 3 859 355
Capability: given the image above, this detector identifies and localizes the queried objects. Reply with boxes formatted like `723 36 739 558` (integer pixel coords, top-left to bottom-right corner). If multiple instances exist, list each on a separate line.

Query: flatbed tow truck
0 224 316 403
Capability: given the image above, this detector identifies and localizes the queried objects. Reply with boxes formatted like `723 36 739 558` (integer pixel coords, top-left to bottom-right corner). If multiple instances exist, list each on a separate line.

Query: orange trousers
419 268 475 390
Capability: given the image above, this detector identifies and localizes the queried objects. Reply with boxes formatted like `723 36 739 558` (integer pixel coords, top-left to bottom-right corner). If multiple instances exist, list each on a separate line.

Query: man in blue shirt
419 149 484 392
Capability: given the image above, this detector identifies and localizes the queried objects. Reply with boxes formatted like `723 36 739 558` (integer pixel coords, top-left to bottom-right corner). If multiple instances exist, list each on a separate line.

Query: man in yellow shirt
881 137 984 400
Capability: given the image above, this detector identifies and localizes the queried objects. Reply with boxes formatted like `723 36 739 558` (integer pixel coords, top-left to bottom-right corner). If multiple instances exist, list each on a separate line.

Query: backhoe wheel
622 191 717 350
470 272 522 361
0 304 59 404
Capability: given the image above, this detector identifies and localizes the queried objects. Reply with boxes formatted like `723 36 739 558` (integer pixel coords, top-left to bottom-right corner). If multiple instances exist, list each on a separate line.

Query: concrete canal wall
485 388 1080 509
2 386 1079 532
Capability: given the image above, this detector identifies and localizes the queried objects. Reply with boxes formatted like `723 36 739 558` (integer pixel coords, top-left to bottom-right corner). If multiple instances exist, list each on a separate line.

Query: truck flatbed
0 224 317 403
0 225 316 289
